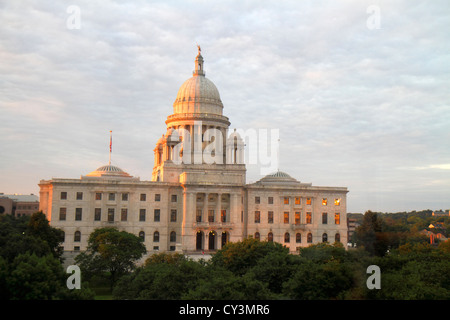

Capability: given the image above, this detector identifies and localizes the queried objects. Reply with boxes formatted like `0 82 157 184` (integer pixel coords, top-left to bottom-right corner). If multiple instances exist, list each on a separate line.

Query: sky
0 0 449 213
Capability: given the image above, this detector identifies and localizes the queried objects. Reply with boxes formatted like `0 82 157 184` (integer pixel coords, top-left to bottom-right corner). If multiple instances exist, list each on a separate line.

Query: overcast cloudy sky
1 0 449 213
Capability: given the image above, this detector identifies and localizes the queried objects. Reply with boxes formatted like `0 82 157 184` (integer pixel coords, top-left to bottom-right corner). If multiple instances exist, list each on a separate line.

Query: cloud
0 0 449 213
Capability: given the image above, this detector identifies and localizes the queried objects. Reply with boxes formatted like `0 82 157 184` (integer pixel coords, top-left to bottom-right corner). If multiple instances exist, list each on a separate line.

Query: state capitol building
39 48 349 258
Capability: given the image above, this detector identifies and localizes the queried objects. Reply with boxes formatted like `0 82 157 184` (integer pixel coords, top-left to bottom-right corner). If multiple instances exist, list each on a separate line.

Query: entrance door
221 231 228 248
196 231 203 250
208 231 216 250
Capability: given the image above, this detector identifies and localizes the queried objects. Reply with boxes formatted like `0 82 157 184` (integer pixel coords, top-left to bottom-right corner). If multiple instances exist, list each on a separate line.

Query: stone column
216 192 222 223
203 193 208 223
182 190 195 252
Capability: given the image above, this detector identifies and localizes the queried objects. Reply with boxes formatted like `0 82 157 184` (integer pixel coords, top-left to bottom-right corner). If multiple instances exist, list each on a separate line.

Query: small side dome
256 170 302 185
86 164 133 178
265 171 293 179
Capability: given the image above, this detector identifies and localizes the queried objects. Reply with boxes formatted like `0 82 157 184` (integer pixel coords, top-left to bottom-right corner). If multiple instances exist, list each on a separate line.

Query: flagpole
109 130 112 165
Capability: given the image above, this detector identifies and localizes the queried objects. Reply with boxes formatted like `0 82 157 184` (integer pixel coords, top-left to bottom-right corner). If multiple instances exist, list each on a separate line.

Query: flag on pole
109 130 112 165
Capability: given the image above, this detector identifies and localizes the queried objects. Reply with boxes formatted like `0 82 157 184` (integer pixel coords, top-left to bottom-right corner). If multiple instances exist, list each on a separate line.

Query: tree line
0 210 449 299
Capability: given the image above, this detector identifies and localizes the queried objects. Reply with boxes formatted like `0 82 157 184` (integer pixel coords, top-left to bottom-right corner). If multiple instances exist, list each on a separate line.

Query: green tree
75 227 146 290
183 266 275 300
27 211 64 261
6 253 64 300
113 256 207 300
282 259 354 299
211 237 289 275
355 211 388 256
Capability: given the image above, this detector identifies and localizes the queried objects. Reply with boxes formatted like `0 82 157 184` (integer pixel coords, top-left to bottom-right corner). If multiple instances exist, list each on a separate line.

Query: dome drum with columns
152 47 245 183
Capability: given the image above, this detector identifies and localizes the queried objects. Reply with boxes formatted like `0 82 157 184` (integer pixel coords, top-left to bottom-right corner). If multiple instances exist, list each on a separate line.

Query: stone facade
39 49 348 256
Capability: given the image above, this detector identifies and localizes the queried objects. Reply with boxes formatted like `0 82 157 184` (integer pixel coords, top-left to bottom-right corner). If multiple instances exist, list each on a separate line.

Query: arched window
139 231 145 241
335 233 340 243
254 232 260 241
153 231 160 242
284 232 290 243
74 231 81 242
296 233 301 243
322 233 328 243
268 232 273 242
170 231 176 242
307 233 312 243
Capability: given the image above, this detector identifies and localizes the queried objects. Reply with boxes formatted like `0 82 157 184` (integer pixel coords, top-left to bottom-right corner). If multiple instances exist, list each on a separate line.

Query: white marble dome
172 52 223 115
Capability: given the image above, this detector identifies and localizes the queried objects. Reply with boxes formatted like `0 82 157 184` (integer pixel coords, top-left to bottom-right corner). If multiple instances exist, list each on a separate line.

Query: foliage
75 227 147 290
112 236 450 300
211 237 289 275
0 213 94 300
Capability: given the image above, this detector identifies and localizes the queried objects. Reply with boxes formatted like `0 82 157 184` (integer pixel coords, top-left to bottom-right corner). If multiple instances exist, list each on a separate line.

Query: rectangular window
322 212 328 224
208 210 215 222
109 193 115 201
306 198 312 205
322 198 328 206
171 194 177 202
335 212 340 225
76 192 83 200
221 210 227 223
268 197 274 204
284 212 289 224
295 197 301 205
154 209 160 222
268 211 274 224
334 198 340 206
59 208 66 221
295 212 301 225
121 208 127 221
284 197 290 205
60 192 67 200
75 208 82 221
196 209 202 222
254 211 260 223
140 194 146 201
122 193 128 201
155 194 161 201
170 209 177 222
108 208 114 222
94 208 101 221
306 212 312 224
95 193 102 200
255 196 260 204
139 209 146 221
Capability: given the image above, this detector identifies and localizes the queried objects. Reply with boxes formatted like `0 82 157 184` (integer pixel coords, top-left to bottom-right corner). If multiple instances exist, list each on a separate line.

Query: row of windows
16 205 39 210
196 209 228 223
71 230 339 247
253 211 340 224
254 196 341 206
59 208 177 222
255 232 341 243
71 230 177 243
60 192 177 202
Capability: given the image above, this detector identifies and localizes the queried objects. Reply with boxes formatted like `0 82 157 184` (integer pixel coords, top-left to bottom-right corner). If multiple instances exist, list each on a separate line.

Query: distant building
420 229 448 244
347 217 360 246
432 210 450 217
0 193 39 217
